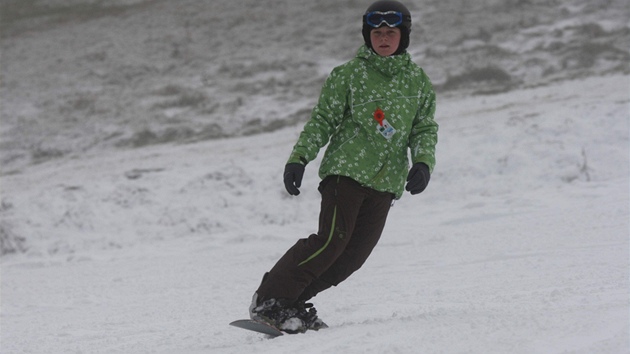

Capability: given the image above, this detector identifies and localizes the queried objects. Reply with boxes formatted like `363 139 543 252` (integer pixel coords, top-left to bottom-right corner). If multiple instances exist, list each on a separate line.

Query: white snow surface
2 74 628 353
1 1 630 353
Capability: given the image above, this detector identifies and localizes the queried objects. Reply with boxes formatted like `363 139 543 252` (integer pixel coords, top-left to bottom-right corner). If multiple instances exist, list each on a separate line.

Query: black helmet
362 0 412 55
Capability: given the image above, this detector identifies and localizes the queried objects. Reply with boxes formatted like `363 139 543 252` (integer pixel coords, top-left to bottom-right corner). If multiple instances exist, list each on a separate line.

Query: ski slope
2 74 628 353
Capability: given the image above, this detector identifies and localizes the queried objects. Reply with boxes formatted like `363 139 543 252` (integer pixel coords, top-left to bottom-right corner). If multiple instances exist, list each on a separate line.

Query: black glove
283 163 305 196
405 163 430 195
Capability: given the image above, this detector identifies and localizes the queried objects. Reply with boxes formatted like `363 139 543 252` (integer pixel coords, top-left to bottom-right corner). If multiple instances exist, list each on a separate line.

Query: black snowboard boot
294 300 328 330
249 292 306 333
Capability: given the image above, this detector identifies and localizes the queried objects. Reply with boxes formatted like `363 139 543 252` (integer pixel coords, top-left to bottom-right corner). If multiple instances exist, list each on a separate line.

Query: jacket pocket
327 125 359 157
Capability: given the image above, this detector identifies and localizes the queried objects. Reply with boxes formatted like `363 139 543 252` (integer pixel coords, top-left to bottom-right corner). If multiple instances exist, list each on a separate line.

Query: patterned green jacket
288 45 438 199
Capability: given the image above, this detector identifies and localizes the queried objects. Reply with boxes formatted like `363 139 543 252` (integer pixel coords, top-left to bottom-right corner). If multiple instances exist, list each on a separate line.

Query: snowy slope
1 0 630 353
2 74 628 353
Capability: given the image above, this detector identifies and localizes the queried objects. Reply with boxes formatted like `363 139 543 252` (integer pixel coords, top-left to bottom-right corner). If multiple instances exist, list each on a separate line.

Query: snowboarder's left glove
406 163 430 195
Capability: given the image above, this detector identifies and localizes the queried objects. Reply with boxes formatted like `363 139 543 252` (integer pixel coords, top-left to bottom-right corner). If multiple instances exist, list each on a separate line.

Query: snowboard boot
249 292 306 334
294 300 328 331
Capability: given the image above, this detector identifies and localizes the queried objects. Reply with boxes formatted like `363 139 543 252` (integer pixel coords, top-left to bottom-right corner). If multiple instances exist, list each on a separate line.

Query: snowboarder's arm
288 69 349 165
408 76 438 173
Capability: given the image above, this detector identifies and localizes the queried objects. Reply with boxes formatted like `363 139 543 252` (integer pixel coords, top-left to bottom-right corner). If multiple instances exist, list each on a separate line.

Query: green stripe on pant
298 206 337 267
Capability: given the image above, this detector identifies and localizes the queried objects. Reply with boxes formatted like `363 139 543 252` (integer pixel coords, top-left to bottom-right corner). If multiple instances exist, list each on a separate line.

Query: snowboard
229 319 284 337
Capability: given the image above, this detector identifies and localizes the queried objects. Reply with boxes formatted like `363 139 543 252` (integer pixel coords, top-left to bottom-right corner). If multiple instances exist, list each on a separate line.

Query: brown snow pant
256 175 394 304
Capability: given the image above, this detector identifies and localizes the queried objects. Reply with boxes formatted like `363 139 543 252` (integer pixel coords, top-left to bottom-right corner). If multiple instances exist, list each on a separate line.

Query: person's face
370 26 401 57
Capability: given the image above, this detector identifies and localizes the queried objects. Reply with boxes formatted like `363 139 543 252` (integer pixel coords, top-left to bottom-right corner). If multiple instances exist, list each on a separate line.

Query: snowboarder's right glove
283 162 305 196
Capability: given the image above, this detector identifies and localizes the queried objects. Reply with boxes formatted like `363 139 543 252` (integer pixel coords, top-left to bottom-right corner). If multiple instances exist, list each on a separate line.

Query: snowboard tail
229 319 283 337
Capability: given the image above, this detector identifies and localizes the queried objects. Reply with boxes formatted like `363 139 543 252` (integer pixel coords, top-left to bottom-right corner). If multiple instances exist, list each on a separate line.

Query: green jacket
288 45 438 199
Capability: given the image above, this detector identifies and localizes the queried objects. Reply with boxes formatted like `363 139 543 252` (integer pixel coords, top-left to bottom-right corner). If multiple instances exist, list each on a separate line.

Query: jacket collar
356 45 410 77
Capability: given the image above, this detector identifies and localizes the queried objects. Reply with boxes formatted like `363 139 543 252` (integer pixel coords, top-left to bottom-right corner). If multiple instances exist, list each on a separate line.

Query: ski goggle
365 11 404 28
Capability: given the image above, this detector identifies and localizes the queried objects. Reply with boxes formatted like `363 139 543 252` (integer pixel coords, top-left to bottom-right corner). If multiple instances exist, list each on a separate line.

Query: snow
2 73 628 353
1 1 629 353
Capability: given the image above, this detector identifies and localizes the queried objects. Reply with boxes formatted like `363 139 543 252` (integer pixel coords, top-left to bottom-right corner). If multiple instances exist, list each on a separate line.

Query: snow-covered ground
2 73 628 353
1 0 629 353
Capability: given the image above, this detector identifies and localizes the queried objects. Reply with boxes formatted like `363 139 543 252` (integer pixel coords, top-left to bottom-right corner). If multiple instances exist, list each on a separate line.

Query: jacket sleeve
408 73 438 173
287 67 349 165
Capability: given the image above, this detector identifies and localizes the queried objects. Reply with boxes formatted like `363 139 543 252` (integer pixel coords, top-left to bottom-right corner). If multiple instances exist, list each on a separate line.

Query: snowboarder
249 0 438 333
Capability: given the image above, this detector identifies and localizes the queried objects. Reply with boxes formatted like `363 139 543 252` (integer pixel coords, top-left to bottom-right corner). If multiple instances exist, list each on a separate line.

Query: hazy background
1 0 628 174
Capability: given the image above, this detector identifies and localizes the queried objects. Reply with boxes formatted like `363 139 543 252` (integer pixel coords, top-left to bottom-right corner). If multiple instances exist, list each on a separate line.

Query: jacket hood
356 45 411 78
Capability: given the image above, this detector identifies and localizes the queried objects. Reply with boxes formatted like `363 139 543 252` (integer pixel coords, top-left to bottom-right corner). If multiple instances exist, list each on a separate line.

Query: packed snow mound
1 73 627 258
